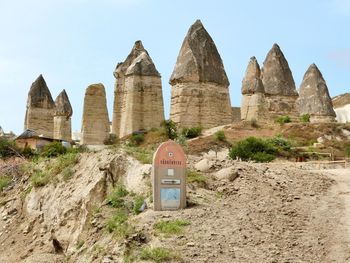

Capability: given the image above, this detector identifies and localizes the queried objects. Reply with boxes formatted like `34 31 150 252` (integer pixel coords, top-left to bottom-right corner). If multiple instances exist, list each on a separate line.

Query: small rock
186 242 195 247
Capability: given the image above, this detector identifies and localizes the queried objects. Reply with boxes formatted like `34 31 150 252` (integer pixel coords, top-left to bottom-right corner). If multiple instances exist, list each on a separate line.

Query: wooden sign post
152 140 186 211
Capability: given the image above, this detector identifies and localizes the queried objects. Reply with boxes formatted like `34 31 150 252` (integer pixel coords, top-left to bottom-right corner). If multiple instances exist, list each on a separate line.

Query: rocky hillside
1 140 350 262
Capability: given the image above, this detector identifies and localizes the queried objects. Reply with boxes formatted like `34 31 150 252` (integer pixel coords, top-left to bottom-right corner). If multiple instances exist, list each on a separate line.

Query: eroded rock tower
54 89 73 141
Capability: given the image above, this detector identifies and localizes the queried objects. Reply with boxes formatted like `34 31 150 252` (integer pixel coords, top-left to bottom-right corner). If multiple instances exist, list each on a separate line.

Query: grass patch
76 240 85 250
124 146 153 164
133 195 145 215
50 152 79 175
214 130 226 141
106 209 134 239
187 169 207 185
275 115 291 125
31 170 50 187
154 219 190 235
106 184 129 208
20 185 33 199
0 176 11 192
181 126 202 139
140 247 180 262
300 113 310 123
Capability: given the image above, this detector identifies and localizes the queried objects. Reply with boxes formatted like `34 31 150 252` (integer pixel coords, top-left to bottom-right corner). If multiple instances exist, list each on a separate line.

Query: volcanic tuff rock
261 44 299 120
241 57 266 121
81 84 110 145
24 75 55 137
54 90 73 141
298 64 336 123
169 19 232 128
112 41 164 138
332 93 350 123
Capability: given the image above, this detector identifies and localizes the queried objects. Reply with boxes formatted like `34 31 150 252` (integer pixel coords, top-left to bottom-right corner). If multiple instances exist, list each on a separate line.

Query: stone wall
170 82 232 128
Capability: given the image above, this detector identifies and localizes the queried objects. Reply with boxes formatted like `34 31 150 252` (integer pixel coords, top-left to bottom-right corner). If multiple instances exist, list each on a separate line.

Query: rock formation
54 90 73 141
169 19 232 128
261 44 299 120
241 57 266 121
81 84 110 145
298 64 336 122
332 93 350 123
112 40 164 138
24 75 55 138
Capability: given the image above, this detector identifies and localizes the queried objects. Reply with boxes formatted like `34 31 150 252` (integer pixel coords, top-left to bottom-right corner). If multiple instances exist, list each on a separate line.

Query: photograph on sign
161 188 181 209
167 168 174 176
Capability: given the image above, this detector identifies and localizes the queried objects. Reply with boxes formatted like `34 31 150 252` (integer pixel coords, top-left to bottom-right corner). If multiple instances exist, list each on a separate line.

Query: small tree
161 120 178 140
40 141 67 157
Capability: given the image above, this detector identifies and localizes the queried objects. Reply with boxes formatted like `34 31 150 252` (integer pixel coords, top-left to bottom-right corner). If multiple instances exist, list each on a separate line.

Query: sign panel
152 140 186 211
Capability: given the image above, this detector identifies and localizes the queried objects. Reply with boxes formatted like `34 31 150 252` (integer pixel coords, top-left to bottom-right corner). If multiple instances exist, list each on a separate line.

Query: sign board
152 140 186 211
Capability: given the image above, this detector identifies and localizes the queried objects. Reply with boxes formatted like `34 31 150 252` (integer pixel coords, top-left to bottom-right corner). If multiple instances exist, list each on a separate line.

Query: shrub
50 152 79 175
106 184 129 208
275 115 291 125
0 176 11 192
40 141 67 157
214 130 226 141
229 137 277 162
181 127 202 139
266 136 292 151
0 138 17 158
154 219 191 235
140 247 180 262
161 120 178 140
300 114 311 123
129 134 145 146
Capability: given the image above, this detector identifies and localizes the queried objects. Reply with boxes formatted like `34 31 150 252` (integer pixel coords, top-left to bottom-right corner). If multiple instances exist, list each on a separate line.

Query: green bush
0 176 11 192
106 184 129 208
0 138 17 158
229 137 277 162
300 114 311 123
181 126 202 139
266 136 292 151
275 115 291 125
40 141 67 157
130 134 145 146
50 152 79 175
214 130 226 141
106 209 133 239
161 120 178 140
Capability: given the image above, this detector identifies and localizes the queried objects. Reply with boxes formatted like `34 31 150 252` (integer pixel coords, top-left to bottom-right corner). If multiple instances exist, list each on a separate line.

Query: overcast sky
0 0 349 134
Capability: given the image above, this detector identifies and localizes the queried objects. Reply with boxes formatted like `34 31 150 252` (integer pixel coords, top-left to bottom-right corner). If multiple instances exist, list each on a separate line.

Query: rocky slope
1 144 350 262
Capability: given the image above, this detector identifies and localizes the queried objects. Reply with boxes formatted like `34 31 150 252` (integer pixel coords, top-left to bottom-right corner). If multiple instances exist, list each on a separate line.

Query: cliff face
112 41 164 138
169 20 232 128
298 64 335 123
81 84 110 145
24 75 55 137
332 93 350 123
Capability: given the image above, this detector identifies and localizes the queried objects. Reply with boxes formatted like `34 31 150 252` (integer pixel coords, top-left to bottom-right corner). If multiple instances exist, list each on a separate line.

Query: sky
0 0 349 134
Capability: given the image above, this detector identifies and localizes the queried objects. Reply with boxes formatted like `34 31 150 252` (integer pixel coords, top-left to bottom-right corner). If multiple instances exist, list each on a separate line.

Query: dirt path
320 168 350 262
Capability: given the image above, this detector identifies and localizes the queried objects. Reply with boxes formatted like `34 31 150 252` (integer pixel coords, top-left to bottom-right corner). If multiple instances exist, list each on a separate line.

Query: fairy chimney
298 64 336 122
169 19 232 128
112 40 164 138
241 57 266 121
24 75 55 137
54 90 73 141
261 44 299 120
81 84 110 145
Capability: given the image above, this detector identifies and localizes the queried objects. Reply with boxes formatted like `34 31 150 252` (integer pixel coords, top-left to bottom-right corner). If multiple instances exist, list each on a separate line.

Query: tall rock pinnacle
54 90 73 141
241 57 266 121
298 64 336 122
24 75 55 137
261 44 297 96
81 83 110 145
112 40 164 137
169 19 232 128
